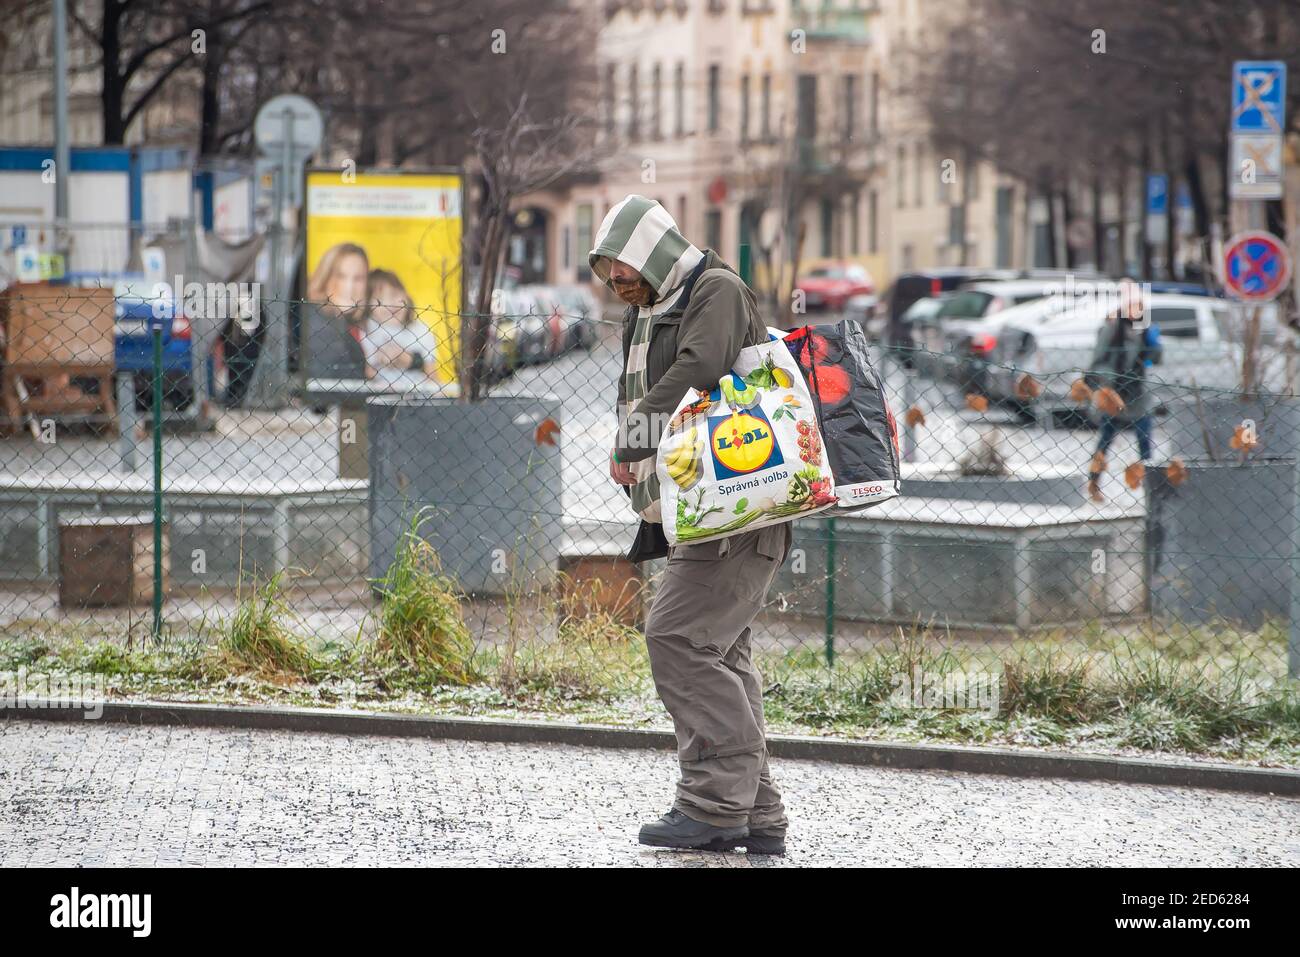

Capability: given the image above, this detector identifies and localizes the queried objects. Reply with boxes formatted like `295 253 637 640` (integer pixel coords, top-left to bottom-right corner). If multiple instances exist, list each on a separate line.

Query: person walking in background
303 242 370 380
362 269 440 387
1084 280 1162 503
592 194 791 855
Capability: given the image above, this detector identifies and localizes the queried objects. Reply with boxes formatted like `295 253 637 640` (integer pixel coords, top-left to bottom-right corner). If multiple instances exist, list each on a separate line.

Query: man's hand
610 450 635 485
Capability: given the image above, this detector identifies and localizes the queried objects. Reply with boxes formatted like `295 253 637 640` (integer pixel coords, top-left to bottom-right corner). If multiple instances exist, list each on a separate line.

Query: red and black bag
785 319 901 512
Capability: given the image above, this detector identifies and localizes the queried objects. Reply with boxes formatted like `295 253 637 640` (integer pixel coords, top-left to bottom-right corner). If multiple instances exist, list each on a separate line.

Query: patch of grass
491 577 650 702
1002 654 1096 723
0 636 54 670
368 512 476 687
208 572 319 683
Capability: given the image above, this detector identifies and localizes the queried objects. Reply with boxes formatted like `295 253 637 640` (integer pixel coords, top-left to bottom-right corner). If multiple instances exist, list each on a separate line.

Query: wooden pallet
1 284 118 436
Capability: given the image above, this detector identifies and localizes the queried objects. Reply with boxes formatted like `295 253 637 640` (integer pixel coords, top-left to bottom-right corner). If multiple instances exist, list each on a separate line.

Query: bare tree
456 6 599 400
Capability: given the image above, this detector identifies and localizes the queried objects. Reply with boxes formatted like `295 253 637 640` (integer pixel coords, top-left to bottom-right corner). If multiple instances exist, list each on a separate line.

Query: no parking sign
1223 231 1291 302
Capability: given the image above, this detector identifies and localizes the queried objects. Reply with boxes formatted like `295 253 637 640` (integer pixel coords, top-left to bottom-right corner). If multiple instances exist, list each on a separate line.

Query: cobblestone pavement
2 719 1297 867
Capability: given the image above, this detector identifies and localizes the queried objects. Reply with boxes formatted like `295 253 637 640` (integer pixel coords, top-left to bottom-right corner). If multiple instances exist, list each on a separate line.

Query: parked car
796 261 875 311
985 293 1252 421
550 284 601 350
880 268 1007 358
883 294 946 373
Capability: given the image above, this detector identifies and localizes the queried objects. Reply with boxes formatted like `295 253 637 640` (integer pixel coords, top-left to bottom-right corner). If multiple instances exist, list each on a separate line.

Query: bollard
1291 453 1300 680
824 515 836 667
115 373 137 471
151 323 164 641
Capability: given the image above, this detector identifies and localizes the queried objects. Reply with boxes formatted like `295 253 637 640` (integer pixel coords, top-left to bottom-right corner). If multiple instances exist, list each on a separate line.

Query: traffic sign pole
246 94 323 407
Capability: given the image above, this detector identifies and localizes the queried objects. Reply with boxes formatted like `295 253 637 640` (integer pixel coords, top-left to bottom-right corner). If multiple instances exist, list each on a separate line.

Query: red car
795 262 875 311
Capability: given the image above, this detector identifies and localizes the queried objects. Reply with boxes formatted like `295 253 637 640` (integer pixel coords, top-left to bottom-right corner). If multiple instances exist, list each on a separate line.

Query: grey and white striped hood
588 195 704 303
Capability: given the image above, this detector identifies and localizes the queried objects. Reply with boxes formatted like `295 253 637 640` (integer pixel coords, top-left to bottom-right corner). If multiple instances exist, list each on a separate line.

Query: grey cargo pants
644 522 793 832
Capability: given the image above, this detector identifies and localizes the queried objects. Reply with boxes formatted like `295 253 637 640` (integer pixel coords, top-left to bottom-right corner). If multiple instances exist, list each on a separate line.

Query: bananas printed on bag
665 425 706 490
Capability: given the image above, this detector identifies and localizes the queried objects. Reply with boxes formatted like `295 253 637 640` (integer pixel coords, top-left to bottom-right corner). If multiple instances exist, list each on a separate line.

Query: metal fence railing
2 285 1298 760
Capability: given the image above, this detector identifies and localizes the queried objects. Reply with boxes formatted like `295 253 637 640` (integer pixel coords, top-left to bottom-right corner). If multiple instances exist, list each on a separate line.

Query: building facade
515 0 1034 297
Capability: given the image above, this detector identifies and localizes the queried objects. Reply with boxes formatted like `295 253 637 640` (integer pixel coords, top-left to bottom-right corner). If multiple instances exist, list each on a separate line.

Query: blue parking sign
1232 61 1286 133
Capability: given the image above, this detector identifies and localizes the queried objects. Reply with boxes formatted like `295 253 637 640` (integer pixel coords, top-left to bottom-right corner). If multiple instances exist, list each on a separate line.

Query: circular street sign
254 93 324 155
1223 230 1292 302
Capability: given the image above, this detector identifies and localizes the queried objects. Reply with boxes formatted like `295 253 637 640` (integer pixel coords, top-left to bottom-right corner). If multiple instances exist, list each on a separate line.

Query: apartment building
516 0 894 294
515 0 1035 296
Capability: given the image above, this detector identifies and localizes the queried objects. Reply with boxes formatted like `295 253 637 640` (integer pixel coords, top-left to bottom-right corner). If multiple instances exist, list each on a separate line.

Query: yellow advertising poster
303 169 462 385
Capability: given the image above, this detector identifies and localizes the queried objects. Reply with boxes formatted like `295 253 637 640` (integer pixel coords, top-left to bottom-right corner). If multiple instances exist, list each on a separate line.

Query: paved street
2 719 1296 866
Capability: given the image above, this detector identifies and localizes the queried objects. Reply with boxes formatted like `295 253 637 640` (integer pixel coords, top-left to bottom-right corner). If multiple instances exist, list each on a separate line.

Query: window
740 74 750 142
868 189 879 254
849 192 860 254
707 64 720 132
651 63 662 139
796 73 817 143
820 198 834 257
1151 306 1200 339
675 62 685 136
761 74 772 139
576 204 594 280
628 63 640 138
604 64 616 135
896 145 906 208
948 204 965 248
706 208 722 251
842 74 857 141
914 142 924 206
869 71 880 136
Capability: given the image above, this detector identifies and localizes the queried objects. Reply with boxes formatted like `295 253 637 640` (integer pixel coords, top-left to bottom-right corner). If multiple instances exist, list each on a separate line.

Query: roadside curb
4 698 1298 797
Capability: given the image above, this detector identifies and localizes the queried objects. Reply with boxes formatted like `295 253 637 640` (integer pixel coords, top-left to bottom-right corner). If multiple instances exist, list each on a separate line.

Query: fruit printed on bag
664 425 705 490
655 338 838 545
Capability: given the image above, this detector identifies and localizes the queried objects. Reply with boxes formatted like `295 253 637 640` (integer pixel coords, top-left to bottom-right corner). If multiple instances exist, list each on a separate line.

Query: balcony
791 5 872 43
795 134 880 179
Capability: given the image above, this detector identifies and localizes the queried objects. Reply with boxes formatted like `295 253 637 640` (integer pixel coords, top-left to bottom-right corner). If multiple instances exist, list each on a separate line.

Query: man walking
590 195 791 855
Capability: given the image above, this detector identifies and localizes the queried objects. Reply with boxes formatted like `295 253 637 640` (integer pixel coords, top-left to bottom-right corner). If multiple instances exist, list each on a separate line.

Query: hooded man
590 195 791 855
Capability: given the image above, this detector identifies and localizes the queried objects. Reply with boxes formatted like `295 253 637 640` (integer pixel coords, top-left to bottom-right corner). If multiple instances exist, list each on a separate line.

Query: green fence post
824 516 836 666
738 242 752 287
151 321 164 641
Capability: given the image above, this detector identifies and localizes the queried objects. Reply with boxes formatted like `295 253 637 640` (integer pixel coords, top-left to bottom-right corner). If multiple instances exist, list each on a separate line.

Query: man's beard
616 282 654 306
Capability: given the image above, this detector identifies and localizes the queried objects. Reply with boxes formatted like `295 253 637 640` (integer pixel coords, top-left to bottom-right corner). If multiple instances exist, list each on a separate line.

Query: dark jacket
1086 317 1163 422
617 249 768 562
303 302 366 380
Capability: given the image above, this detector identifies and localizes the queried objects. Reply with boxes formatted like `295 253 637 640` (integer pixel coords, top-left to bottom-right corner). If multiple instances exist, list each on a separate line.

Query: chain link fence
2 282 1298 760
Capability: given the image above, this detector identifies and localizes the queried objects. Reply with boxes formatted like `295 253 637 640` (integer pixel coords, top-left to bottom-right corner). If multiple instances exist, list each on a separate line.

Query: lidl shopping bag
656 338 838 547
785 319 901 512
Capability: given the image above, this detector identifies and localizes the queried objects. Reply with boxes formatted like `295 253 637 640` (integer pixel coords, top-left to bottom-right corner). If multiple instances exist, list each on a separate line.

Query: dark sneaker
638 808 749 850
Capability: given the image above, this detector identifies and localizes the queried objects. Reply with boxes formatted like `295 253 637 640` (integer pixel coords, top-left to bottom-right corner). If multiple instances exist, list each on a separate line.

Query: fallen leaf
1093 387 1125 417
904 405 926 428
1015 374 1042 401
1166 458 1188 487
1068 378 1093 403
1090 450 1108 474
534 417 561 446
1124 462 1146 490
965 393 989 413
1229 423 1259 452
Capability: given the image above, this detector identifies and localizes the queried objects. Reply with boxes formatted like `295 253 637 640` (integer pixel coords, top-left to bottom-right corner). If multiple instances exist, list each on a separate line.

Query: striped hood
589 195 705 303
